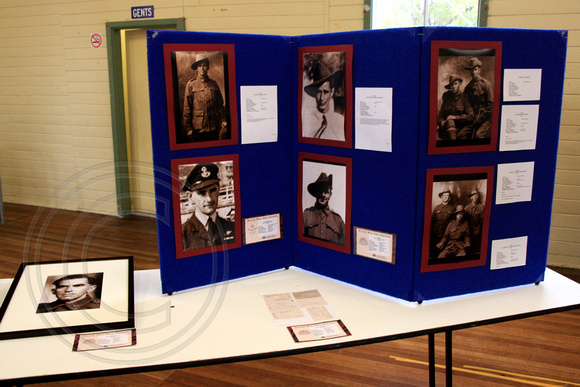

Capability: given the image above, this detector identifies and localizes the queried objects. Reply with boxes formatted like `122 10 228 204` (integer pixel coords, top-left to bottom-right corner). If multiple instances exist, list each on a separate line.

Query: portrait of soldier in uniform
436 205 471 258
437 74 474 141
463 57 494 139
303 172 345 246
301 51 347 142
430 188 455 257
169 49 232 145
300 156 350 251
36 274 103 313
179 161 236 252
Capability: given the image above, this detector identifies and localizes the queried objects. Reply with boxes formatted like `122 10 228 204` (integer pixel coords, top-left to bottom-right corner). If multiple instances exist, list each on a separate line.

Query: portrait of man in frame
36 273 104 314
298 153 352 253
298 45 353 148
164 44 238 150
173 156 241 258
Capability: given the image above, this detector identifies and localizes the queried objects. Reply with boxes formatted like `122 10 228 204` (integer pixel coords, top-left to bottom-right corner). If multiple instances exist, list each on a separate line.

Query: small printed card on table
73 329 136 351
288 320 351 342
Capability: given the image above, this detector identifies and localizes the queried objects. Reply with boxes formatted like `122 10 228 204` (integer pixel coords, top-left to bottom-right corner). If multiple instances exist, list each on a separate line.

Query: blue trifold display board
147 27 567 301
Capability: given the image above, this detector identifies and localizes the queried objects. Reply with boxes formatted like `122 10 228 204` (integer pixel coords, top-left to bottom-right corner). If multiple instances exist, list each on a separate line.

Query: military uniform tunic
437 90 475 140
182 212 235 251
465 202 485 251
36 297 101 313
431 203 455 241
438 220 471 258
464 77 493 138
183 76 226 141
303 205 345 246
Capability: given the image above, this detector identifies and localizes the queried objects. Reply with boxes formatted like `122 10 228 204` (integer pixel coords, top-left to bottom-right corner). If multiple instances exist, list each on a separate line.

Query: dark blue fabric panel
147 30 294 294
292 29 421 300
148 28 566 301
414 27 567 300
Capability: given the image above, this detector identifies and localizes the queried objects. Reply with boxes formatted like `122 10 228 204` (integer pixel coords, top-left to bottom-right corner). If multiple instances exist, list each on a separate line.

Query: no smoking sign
90 33 103 49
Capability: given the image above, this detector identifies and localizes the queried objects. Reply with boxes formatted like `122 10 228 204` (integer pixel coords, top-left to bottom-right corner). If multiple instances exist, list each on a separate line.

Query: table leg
446 330 452 386
429 333 435 387
0 176 4 224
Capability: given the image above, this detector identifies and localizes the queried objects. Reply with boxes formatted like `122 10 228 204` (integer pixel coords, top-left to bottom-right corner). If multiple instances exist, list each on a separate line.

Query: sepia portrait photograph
429 41 502 154
172 155 241 258
298 152 352 253
36 273 103 314
164 44 238 150
421 166 494 272
299 45 353 148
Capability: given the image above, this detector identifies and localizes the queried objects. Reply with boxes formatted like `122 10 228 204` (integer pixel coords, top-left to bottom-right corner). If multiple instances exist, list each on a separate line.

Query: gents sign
131 6 154 19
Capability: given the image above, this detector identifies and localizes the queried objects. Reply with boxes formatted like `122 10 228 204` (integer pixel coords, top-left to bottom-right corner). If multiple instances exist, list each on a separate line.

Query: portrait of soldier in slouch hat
299 46 352 147
303 172 345 246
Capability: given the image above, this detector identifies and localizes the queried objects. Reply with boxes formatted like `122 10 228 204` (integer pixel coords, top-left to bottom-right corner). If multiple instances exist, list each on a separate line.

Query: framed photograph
298 152 352 253
421 167 494 272
164 43 238 150
429 40 502 154
0 257 134 340
172 154 242 258
298 45 353 148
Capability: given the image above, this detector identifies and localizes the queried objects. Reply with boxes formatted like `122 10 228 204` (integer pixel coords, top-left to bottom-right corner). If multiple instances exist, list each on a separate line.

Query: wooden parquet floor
1 203 578 386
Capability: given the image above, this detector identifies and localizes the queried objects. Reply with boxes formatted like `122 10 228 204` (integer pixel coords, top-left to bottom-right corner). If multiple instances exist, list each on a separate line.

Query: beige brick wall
488 0 580 268
0 0 364 215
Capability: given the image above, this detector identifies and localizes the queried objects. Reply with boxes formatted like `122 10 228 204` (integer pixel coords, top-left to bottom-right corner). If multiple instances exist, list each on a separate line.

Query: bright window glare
372 0 478 29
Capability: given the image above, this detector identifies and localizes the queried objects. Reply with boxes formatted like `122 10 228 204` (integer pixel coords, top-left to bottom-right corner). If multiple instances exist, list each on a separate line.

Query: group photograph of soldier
432 46 498 152
426 174 488 266
167 49 234 146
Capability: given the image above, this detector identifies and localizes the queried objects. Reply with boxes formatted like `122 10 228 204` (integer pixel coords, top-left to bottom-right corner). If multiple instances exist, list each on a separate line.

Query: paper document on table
262 289 340 326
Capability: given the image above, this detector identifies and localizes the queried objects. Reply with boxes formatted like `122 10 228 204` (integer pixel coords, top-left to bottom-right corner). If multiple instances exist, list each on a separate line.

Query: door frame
106 19 185 217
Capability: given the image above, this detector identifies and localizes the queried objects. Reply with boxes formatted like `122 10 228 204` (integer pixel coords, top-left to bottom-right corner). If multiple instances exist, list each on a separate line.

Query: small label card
354 227 396 264
73 329 136 351
499 104 539 151
241 85 278 144
503 69 542 102
288 320 351 342
355 87 393 152
496 162 535 205
490 236 528 270
244 213 282 245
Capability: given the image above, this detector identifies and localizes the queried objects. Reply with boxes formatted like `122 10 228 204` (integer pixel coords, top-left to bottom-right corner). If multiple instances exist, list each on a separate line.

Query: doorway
106 19 185 217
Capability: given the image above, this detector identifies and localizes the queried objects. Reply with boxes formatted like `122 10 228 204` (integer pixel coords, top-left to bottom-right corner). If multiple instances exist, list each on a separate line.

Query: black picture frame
0 256 134 340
